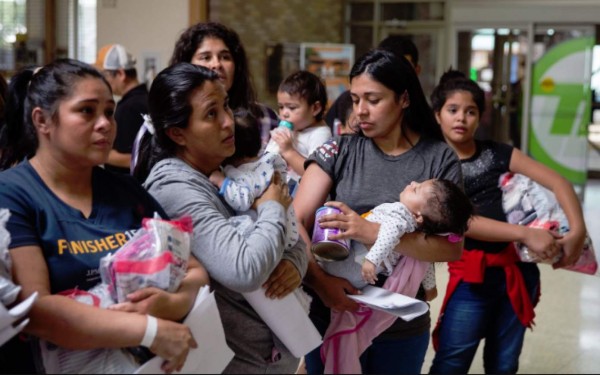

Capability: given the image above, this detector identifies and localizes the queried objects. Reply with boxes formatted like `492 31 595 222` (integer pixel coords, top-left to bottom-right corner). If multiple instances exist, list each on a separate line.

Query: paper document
0 291 38 346
243 288 322 357
348 286 428 321
135 286 234 374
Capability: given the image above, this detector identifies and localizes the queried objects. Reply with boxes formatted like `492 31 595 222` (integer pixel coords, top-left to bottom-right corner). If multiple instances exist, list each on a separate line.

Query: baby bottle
265 120 293 154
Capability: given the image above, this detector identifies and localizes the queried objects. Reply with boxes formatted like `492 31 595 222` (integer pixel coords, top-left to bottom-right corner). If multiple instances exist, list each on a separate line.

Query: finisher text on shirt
56 230 137 255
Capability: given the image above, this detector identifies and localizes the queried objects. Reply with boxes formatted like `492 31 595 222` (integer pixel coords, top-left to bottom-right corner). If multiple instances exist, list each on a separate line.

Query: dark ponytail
0 60 109 170
0 67 37 170
132 63 220 182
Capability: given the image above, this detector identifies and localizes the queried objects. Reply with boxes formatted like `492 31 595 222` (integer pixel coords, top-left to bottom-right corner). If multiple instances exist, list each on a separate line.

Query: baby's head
334 91 358 135
400 179 474 236
223 108 262 166
277 70 328 131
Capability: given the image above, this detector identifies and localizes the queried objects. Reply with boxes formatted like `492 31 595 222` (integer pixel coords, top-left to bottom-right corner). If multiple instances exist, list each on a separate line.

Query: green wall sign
529 36 593 185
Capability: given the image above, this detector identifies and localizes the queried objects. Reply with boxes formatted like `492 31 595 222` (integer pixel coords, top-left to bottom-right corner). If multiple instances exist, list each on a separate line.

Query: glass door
456 24 595 193
455 28 529 147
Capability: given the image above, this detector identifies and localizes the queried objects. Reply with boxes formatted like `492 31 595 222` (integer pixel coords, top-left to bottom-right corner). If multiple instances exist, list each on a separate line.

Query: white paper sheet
348 285 429 321
242 289 322 358
135 286 234 374
0 291 38 346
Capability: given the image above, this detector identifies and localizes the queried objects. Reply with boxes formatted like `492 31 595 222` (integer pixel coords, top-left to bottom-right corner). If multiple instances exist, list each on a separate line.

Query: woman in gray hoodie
133 62 308 374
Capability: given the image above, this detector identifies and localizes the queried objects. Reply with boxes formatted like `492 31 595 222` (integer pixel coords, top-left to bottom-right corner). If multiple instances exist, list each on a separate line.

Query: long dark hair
0 59 109 170
430 68 485 115
169 22 263 119
0 74 7 126
132 63 220 182
349 49 442 141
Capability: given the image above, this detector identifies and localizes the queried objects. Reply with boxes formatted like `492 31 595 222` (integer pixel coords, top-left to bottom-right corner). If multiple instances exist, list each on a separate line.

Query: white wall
449 0 600 25
96 0 189 76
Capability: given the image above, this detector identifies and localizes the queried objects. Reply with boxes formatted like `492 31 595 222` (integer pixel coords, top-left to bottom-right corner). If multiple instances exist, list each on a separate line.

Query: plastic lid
279 120 293 130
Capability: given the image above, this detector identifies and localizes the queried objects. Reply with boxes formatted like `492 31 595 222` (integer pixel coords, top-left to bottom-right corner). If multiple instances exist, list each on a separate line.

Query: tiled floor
423 178 600 374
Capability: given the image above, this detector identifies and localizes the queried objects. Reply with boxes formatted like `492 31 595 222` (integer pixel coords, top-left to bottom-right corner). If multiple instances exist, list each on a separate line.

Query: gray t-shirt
306 134 462 338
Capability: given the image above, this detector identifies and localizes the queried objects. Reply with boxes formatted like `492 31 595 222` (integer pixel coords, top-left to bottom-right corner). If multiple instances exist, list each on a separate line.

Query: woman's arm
466 215 561 261
395 232 463 261
509 148 587 266
293 164 332 241
109 255 209 321
293 164 360 311
319 201 463 262
11 245 196 373
152 174 290 293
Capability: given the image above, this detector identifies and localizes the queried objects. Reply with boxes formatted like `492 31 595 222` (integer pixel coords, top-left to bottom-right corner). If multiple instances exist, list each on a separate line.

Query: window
0 0 27 71
74 0 96 63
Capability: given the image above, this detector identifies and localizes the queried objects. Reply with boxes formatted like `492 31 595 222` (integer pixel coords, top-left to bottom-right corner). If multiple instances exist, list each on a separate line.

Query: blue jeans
429 266 539 374
305 322 430 374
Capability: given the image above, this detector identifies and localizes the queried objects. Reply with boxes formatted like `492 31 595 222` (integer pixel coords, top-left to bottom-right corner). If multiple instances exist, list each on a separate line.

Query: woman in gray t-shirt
294 49 463 374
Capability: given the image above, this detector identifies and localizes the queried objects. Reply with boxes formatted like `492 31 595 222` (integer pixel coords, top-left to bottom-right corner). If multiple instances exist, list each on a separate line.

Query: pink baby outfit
320 255 429 374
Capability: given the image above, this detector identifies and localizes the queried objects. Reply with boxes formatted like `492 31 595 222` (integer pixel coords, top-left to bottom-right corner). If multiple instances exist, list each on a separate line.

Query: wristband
140 315 157 348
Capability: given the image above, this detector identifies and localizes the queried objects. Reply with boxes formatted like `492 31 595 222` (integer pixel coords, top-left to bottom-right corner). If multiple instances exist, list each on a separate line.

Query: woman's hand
262 259 301 299
554 229 586 268
520 226 562 262
108 287 173 317
254 172 292 210
109 257 208 321
317 201 380 246
152 318 197 374
312 271 361 312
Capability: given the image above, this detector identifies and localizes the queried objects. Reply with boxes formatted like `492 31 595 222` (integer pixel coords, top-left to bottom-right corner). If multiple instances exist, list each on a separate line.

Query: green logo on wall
529 37 593 185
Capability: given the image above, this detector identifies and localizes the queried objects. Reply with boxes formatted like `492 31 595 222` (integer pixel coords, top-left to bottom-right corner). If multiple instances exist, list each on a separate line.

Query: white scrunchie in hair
130 113 155 175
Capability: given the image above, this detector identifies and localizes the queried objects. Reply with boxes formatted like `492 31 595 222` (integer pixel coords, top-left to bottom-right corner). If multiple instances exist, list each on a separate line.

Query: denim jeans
305 319 430 375
429 265 540 374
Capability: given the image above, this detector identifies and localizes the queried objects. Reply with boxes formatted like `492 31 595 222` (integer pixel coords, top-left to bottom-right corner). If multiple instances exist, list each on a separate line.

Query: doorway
455 28 528 148
455 24 595 194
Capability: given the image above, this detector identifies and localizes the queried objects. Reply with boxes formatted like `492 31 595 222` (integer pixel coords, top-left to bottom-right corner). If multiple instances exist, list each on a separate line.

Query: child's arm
509 148 587 267
361 260 379 285
364 218 405 276
271 130 306 176
466 215 561 260
421 263 438 301
210 169 255 212
209 169 226 189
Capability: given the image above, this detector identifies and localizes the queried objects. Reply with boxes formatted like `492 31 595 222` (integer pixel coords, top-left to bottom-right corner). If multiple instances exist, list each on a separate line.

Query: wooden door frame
189 0 208 26
44 0 55 64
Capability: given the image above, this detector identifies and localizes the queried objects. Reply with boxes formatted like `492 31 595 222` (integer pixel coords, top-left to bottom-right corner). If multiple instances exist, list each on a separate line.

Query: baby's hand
209 169 226 188
271 128 294 154
361 260 378 285
424 286 438 302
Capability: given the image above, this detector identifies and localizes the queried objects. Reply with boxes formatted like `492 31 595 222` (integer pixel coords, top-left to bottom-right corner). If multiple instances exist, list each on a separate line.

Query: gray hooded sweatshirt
144 158 308 374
